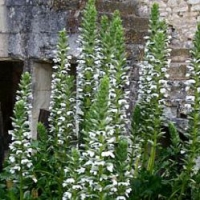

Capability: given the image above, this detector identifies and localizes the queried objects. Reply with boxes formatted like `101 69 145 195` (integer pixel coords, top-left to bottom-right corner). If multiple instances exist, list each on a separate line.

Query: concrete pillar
31 62 52 139
0 0 8 58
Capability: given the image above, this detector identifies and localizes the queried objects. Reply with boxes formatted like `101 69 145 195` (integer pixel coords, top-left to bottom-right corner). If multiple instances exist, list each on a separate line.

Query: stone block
136 5 149 17
96 0 137 16
168 80 187 100
6 0 28 6
168 63 187 80
171 48 190 62
125 44 144 60
188 0 200 5
122 16 149 31
191 4 200 11
8 33 25 57
124 29 147 44
32 62 52 91
0 0 5 6
0 5 7 32
168 0 178 7
0 33 8 57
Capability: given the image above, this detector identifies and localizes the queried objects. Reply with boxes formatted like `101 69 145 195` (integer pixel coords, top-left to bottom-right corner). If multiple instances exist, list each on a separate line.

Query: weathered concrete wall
0 0 200 135
3 0 82 138
6 0 69 60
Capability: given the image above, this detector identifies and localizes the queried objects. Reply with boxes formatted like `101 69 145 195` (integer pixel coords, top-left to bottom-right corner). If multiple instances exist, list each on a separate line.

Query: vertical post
0 0 8 58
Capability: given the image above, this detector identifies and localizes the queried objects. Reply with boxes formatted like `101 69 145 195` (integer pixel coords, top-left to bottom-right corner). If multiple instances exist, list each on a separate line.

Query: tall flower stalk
62 147 83 200
137 3 171 174
5 72 33 200
48 29 76 198
81 76 115 199
99 11 131 199
77 0 100 141
100 11 129 141
175 23 200 200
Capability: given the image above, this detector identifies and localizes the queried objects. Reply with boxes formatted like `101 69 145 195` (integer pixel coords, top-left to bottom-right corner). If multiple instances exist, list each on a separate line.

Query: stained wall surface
0 0 200 135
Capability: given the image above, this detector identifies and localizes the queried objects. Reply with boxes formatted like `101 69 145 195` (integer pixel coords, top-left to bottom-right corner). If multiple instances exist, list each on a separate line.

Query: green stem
19 166 23 200
147 136 157 173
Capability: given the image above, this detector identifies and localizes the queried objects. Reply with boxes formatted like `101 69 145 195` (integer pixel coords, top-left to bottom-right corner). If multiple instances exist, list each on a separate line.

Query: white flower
67 55 72 60
32 175 37 183
84 160 93 166
10 168 15 174
118 182 130 186
76 167 85 174
180 150 185 154
126 188 132 195
145 76 151 81
185 79 195 85
94 161 105 166
72 185 82 190
118 99 127 105
185 73 190 78
16 150 23 154
160 88 167 94
186 95 195 102
165 73 170 78
161 67 167 72
185 86 190 92
65 178 75 184
107 163 114 172
9 156 15 163
21 159 29 164
26 161 32 168
184 103 192 110
150 85 157 90
193 157 200 174
63 192 72 199
81 193 86 200
58 140 64 145
107 137 115 143
59 116 65 121
13 165 21 171
116 196 126 200
87 150 95 157
67 111 74 115
102 151 115 158
151 93 159 98
109 187 117 194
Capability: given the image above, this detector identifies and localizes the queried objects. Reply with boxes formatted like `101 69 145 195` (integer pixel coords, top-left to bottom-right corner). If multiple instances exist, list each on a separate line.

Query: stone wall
138 0 200 48
0 0 200 136
136 0 200 120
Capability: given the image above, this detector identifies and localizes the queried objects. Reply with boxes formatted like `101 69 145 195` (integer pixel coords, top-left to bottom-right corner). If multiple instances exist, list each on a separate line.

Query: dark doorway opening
0 61 23 171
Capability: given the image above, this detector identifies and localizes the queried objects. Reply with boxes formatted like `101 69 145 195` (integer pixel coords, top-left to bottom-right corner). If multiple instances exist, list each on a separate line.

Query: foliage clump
0 1 200 200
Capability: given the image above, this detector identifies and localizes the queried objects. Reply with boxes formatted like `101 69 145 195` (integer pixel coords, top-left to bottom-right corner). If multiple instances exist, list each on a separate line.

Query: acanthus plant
135 3 171 174
62 0 132 199
47 29 76 199
3 72 33 200
76 0 100 142
99 11 130 141
99 11 131 198
172 23 200 200
80 76 117 199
